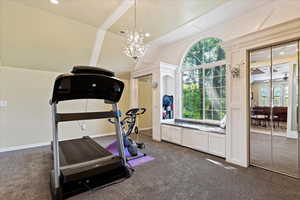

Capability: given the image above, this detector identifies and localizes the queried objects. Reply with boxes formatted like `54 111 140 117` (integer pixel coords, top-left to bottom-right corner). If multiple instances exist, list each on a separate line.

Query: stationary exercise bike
109 108 147 161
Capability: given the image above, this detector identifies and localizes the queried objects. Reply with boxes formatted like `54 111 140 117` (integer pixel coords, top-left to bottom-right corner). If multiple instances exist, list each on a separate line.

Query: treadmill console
51 66 124 104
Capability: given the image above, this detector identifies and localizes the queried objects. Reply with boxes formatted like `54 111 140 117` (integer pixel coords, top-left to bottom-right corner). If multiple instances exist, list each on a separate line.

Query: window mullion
203 68 205 120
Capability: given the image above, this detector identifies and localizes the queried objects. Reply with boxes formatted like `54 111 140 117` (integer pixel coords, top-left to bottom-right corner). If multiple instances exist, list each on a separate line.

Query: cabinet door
208 133 226 157
182 129 209 152
169 126 182 144
161 125 170 141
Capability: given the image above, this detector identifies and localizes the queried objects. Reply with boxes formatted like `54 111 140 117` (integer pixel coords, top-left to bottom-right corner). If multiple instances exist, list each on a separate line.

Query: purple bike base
106 140 154 167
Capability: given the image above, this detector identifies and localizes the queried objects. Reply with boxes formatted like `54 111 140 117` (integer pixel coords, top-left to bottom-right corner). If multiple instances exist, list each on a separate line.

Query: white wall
0 0 96 72
0 66 130 149
138 77 153 129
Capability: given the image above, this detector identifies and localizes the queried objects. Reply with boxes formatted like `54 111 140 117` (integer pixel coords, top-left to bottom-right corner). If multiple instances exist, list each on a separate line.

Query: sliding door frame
247 38 300 178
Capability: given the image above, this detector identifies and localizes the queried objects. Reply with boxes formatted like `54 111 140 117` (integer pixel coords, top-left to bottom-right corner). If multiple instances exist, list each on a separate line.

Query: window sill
161 119 225 135
178 118 220 126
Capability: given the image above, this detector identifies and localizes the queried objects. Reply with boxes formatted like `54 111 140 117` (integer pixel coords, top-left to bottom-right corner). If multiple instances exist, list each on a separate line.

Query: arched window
181 38 226 122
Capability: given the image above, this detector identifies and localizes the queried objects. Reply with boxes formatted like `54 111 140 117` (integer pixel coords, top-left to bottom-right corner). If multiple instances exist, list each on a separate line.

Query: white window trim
180 59 226 124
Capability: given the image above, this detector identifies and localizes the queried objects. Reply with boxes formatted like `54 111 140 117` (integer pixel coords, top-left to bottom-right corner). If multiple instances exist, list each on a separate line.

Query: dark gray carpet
1 132 300 200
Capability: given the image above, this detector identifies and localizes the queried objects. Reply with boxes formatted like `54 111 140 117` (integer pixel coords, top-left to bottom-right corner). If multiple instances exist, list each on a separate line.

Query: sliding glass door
249 41 299 178
250 47 273 171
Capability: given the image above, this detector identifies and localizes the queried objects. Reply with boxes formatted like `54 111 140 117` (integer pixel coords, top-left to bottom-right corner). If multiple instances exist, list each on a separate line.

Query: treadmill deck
59 136 111 166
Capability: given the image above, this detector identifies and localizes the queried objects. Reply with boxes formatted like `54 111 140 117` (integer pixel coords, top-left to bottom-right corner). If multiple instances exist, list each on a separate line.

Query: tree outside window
182 38 226 121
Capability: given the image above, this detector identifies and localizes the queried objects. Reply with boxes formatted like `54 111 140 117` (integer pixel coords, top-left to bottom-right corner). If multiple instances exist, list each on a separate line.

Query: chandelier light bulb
50 0 59 4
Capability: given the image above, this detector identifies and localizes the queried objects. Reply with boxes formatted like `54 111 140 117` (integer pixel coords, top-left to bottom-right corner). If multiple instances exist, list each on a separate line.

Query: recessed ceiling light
145 33 150 37
50 0 59 5
279 51 285 55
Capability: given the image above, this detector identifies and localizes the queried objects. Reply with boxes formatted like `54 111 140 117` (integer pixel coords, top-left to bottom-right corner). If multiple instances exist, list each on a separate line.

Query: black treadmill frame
49 66 129 200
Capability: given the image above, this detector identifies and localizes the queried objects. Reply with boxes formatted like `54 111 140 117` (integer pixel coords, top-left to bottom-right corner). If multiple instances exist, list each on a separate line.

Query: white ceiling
1 0 300 73
149 0 300 47
109 0 229 42
0 0 230 72
9 0 122 27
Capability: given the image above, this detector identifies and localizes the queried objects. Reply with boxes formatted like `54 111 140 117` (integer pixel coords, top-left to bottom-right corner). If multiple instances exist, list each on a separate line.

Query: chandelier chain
123 0 147 60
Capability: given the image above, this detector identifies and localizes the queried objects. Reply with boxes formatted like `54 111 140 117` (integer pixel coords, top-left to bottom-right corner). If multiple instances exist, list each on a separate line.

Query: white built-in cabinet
161 125 181 144
161 125 226 158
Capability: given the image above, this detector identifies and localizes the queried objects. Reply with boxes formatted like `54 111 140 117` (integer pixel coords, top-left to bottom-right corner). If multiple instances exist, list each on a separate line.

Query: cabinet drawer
182 129 208 152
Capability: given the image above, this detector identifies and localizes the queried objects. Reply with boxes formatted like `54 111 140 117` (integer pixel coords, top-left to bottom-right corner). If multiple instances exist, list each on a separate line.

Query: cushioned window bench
161 120 226 158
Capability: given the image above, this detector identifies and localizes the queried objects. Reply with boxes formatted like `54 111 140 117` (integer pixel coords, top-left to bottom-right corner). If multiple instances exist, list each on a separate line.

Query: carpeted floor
1 131 300 200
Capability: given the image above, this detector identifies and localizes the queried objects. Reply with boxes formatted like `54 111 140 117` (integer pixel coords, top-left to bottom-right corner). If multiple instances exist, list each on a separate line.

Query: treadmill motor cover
51 66 124 104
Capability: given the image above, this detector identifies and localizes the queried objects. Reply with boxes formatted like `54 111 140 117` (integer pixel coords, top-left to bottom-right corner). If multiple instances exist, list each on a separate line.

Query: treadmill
49 66 132 200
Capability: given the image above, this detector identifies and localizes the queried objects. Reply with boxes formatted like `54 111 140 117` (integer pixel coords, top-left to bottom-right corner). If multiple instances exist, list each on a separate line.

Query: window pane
273 87 282 106
213 99 221 110
260 87 269 106
220 99 226 110
182 38 225 67
284 86 288 106
205 68 213 77
183 67 226 121
205 110 213 120
213 111 221 120
220 65 226 76
181 38 226 122
182 70 203 120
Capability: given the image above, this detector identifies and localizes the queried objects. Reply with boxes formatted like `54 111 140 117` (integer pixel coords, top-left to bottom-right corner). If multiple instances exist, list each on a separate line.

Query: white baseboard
0 142 50 153
90 132 115 139
139 127 152 131
0 132 116 153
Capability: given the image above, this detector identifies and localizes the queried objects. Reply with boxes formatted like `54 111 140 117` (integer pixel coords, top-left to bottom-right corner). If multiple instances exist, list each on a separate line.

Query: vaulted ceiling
109 0 228 42
1 0 300 73
8 0 122 27
0 0 231 73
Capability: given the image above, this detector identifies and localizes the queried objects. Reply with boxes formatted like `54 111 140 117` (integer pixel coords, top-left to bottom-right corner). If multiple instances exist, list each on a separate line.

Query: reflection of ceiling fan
283 73 288 81
251 68 264 75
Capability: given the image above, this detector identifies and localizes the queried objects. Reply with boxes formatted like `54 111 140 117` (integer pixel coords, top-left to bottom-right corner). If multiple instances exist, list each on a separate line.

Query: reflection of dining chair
272 107 288 129
251 106 269 127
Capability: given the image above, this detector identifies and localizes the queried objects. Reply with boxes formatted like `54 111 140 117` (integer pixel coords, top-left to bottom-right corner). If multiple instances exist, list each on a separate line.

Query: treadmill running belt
59 137 111 166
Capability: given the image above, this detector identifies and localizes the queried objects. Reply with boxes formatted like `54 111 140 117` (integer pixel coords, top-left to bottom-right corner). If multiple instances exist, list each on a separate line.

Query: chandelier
123 0 148 60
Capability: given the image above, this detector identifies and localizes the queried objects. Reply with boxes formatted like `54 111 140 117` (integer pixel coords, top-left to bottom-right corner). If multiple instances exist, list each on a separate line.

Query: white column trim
89 0 134 66
89 29 106 66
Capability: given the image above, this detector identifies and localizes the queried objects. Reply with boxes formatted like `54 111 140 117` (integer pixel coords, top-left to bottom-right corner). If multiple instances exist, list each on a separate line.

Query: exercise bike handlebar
125 108 146 116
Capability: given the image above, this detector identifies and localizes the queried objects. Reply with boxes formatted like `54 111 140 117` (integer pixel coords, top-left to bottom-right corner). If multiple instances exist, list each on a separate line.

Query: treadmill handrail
56 111 116 122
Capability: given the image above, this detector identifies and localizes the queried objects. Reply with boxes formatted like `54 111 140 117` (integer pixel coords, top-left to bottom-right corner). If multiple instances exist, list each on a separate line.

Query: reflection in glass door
250 48 272 170
249 41 299 178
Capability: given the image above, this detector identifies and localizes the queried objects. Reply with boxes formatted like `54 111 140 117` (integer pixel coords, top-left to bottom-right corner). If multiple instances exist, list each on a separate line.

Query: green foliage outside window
183 38 225 67
182 38 226 121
